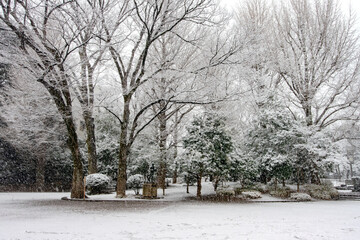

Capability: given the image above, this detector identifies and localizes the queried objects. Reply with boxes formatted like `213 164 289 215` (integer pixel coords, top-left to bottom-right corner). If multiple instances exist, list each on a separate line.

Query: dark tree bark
296 167 300 192
0 0 86 198
116 96 131 197
197 172 203 198
78 45 98 175
84 113 97 174
64 115 85 199
213 176 220 191
157 100 167 195
35 156 45 192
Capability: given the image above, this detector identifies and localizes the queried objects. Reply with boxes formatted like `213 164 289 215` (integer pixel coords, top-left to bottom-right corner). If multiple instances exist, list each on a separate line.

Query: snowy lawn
0 187 360 240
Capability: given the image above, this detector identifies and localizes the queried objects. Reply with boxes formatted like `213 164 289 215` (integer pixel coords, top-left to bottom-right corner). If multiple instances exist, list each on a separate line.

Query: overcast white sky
221 0 360 15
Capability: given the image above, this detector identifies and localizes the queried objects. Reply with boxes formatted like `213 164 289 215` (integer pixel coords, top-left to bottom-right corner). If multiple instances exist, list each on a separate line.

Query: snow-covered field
0 185 359 240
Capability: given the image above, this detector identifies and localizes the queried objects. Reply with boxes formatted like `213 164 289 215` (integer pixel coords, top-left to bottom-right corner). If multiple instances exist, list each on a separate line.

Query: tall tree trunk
172 163 178 184
197 172 202 198
79 46 97 175
213 176 220 191
157 104 167 195
84 113 97 174
303 103 313 126
50 79 85 199
172 111 179 184
116 97 130 198
65 118 85 199
297 167 300 192
35 156 46 192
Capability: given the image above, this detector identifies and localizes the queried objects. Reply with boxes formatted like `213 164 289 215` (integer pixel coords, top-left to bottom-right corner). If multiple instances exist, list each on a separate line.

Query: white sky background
221 0 360 16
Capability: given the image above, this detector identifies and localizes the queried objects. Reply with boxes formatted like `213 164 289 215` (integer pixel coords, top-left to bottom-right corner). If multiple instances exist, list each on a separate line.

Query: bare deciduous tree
0 0 87 198
273 0 360 128
101 0 220 197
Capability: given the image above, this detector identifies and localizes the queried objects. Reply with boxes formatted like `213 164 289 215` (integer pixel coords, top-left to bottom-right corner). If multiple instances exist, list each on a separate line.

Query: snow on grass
0 182 360 240
0 194 359 240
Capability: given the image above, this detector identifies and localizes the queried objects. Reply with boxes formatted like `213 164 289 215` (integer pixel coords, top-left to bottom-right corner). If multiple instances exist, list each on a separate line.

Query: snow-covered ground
1 183 360 240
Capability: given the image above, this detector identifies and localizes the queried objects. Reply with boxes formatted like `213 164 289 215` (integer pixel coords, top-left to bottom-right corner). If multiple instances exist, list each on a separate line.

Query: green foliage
228 151 258 183
133 159 150 180
128 134 160 182
233 185 243 195
45 153 72 191
180 157 198 185
95 114 120 180
216 187 235 201
85 173 112 195
241 182 268 194
241 191 262 199
245 102 305 183
269 186 292 198
97 148 118 180
183 112 233 178
304 182 339 200
127 174 145 195
293 130 343 183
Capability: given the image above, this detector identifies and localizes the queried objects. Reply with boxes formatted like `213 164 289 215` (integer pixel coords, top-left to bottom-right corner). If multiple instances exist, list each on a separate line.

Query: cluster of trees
0 0 360 198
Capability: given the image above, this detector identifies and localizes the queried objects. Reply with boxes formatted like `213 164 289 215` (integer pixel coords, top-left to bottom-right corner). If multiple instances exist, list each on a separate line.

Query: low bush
86 173 112 195
127 174 145 195
304 182 339 200
290 193 312 201
216 188 235 201
269 186 292 198
241 182 268 194
241 191 262 199
233 186 242 196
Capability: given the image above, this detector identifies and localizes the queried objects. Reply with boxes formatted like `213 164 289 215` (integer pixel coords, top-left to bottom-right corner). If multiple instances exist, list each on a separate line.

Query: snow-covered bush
127 174 145 195
240 182 268 194
304 183 339 200
242 191 262 199
250 183 268 193
86 173 111 195
232 184 242 195
290 193 312 201
269 186 292 198
216 188 235 201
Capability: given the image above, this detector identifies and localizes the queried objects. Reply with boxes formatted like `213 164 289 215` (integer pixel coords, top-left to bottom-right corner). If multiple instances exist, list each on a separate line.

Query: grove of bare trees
1 0 359 198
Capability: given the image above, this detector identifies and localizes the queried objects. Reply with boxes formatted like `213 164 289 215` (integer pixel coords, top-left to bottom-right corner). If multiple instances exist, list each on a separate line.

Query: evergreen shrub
86 173 112 195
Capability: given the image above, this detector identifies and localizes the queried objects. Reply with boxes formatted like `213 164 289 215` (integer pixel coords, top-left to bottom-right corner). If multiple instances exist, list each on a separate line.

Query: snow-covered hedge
242 183 268 193
242 191 262 199
269 186 292 198
216 188 235 201
232 184 242 195
86 173 111 195
290 193 312 201
304 183 339 200
127 174 144 195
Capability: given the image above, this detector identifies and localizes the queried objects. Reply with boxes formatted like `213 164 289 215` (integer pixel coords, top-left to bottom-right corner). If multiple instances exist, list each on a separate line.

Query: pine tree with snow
183 112 233 197
245 100 305 185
